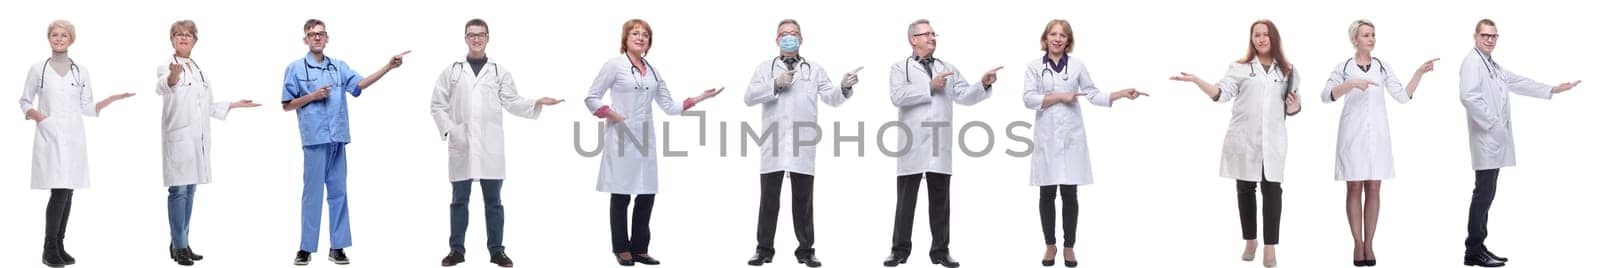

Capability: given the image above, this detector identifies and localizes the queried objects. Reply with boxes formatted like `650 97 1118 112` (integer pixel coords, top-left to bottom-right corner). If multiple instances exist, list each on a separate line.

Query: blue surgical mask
779 35 800 53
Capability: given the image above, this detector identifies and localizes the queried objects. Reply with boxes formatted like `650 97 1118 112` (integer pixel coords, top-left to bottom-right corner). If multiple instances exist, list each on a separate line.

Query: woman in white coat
155 20 260 266
583 18 724 266
1319 19 1437 267
1021 19 1146 268
20 20 135 267
1170 19 1301 268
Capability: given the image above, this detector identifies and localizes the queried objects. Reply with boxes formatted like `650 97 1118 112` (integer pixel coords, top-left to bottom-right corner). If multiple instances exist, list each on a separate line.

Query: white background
1 0 1595 267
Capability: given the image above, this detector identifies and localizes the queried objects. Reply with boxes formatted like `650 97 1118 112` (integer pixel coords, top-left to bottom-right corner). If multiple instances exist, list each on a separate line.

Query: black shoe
183 248 203 261
441 251 465 267
490 251 514 267
1042 259 1055 266
171 247 194 266
930 255 961 268
882 254 908 267
43 241 67 268
329 248 351 265
59 248 75 265
634 254 660 265
1365 259 1377 266
615 253 635 266
293 250 311 266
796 253 822 267
1484 249 1508 262
747 252 774 266
1063 260 1079 267
1464 253 1505 267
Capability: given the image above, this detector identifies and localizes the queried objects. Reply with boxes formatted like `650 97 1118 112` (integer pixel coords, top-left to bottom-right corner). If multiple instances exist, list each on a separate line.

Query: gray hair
907 19 930 37
1347 19 1374 47
47 20 75 41
778 19 801 34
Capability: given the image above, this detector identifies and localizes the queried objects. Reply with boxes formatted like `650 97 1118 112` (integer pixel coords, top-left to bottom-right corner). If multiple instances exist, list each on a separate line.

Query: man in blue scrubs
281 18 409 266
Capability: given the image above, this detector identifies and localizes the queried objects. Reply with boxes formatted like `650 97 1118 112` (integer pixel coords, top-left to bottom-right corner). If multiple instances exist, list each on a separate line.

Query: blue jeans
301 143 351 252
450 179 505 253
168 184 197 248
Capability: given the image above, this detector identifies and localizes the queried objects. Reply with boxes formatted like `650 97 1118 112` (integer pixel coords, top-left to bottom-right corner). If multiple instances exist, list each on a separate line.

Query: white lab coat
1320 58 1409 181
1022 55 1111 186
585 56 691 194
743 57 851 175
19 60 97 189
431 57 544 182
888 56 992 176
1212 59 1299 182
1459 48 1551 170
156 57 231 187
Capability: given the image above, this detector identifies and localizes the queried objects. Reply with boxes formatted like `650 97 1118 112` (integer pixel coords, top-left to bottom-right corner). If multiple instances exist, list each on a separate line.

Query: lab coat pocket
164 135 195 176
447 124 468 154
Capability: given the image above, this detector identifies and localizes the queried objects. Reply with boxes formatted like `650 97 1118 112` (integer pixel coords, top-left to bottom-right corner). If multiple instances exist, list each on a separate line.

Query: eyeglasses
630 31 651 39
174 33 196 40
466 32 489 39
912 31 938 38
306 31 329 39
1477 33 1499 40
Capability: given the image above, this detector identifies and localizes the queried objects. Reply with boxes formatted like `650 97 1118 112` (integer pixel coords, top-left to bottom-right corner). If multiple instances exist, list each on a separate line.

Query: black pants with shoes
610 194 655 254
1040 185 1078 247
1465 169 1499 254
755 171 816 257
43 189 74 262
890 172 952 258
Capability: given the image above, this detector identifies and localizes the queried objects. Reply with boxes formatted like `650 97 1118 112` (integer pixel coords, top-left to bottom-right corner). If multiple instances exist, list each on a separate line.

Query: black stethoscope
1037 55 1071 82
448 60 501 86
171 55 208 87
901 56 942 83
301 57 345 94
39 58 84 91
628 58 664 91
770 56 813 75
1339 57 1387 77
1473 48 1498 79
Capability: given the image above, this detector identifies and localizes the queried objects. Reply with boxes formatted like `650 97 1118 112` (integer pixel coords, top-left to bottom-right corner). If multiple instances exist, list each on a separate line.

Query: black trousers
1040 185 1078 247
609 194 655 254
1465 169 1499 253
755 171 816 257
1237 179 1282 245
890 172 952 258
44 189 74 251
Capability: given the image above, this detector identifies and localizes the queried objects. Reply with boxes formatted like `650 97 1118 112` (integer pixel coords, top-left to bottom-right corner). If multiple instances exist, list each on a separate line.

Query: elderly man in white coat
155 20 260 266
741 19 859 268
882 19 1002 268
21 20 136 268
430 19 561 268
1457 18 1580 268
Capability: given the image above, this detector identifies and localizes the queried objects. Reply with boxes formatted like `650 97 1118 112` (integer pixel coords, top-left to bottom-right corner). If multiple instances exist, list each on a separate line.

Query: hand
169 63 185 76
775 70 795 92
981 66 1004 87
1415 58 1440 74
1051 92 1088 103
26 109 46 123
309 85 332 101
106 92 136 102
1115 88 1150 100
841 66 863 88
1553 80 1583 94
605 111 625 124
536 97 564 106
697 87 726 101
387 50 411 69
1169 72 1200 82
930 72 953 93
1345 79 1374 91
231 99 262 109
1285 92 1302 114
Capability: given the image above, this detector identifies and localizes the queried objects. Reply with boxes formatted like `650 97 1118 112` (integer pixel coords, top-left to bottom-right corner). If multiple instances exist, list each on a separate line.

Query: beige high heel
1241 240 1258 261
1262 245 1277 268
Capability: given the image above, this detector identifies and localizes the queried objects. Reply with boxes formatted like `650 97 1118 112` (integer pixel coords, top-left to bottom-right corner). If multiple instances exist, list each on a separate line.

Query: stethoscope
1473 48 1498 79
769 56 813 75
1246 61 1296 103
629 57 664 91
447 60 501 86
901 56 942 83
1037 55 1071 84
171 55 208 87
39 58 84 91
301 57 345 94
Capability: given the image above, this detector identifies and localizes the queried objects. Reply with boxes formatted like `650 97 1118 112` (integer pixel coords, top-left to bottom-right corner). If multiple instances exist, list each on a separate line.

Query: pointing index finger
848 66 864 74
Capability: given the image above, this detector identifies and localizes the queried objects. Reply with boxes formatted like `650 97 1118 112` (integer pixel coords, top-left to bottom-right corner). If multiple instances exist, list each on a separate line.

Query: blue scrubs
282 53 364 252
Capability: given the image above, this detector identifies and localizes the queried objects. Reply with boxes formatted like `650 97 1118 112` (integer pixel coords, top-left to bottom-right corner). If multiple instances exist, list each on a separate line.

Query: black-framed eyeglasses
913 32 938 38
1477 33 1499 40
306 31 329 39
466 32 489 39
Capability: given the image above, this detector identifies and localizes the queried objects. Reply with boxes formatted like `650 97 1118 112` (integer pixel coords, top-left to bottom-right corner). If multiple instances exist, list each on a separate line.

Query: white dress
1320 58 1409 181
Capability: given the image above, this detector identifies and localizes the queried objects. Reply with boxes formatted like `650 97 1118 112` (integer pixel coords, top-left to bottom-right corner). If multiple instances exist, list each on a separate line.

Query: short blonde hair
171 20 198 40
47 20 75 41
619 19 653 55
1347 19 1373 47
1039 19 1074 52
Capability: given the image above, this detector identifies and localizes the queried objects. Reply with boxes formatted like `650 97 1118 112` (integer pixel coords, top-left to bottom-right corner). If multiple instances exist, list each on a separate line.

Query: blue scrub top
282 53 365 146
